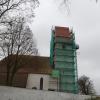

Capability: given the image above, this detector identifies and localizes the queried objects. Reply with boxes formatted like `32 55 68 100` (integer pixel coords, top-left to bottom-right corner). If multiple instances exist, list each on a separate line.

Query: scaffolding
50 26 79 94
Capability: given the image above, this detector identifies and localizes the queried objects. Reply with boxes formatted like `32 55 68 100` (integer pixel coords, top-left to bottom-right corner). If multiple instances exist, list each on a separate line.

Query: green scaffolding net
50 29 79 94
50 31 54 66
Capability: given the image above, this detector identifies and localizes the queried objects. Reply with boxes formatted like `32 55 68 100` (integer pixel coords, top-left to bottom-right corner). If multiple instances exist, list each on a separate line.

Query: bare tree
0 0 39 19
0 17 38 86
78 75 95 95
0 0 97 20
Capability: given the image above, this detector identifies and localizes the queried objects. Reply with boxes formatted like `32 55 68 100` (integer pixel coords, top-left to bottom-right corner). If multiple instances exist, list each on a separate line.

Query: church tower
50 26 79 93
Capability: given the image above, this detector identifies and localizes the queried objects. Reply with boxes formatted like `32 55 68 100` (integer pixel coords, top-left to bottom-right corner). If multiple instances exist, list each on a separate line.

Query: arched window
40 77 43 90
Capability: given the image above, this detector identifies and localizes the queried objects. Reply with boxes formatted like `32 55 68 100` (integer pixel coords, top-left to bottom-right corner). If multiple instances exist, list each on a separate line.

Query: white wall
26 74 49 90
0 86 92 100
26 74 58 91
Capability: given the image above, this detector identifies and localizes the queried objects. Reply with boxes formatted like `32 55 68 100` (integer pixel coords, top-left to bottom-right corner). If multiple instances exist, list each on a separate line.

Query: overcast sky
30 0 100 94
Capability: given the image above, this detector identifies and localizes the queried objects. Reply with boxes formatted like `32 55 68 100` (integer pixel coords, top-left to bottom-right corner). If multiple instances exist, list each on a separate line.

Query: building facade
26 74 58 91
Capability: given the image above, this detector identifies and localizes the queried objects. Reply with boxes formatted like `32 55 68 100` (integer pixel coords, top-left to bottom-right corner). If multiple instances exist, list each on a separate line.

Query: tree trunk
6 68 10 86
9 74 14 86
9 68 16 86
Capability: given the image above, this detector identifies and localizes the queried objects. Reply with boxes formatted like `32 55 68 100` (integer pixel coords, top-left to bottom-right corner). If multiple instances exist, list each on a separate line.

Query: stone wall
0 86 91 100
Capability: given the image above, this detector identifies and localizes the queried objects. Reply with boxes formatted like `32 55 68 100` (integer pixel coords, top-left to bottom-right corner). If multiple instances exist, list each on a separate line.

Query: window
32 87 37 89
40 77 43 90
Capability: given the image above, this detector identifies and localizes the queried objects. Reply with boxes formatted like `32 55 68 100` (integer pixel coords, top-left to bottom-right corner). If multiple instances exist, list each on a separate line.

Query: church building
0 26 79 94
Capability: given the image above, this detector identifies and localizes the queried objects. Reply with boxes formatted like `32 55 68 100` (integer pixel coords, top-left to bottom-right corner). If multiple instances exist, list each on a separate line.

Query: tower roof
55 26 71 38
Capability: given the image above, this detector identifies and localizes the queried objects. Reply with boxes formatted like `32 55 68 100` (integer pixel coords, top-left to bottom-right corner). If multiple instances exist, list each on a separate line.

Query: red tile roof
0 55 52 74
